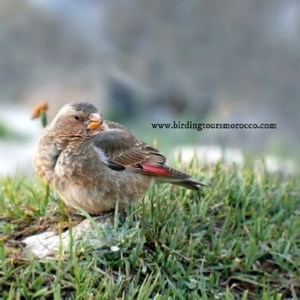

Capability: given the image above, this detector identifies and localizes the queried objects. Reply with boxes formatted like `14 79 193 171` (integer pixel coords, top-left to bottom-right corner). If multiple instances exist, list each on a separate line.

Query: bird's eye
74 116 80 120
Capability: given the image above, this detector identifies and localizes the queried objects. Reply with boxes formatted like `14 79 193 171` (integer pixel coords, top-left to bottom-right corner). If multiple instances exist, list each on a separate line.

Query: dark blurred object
107 71 139 120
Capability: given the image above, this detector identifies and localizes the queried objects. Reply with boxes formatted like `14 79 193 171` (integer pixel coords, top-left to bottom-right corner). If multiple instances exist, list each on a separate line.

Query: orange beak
87 113 103 130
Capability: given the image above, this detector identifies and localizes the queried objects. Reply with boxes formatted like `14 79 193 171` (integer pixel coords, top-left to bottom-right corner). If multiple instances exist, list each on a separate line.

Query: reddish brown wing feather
92 120 172 175
138 164 173 176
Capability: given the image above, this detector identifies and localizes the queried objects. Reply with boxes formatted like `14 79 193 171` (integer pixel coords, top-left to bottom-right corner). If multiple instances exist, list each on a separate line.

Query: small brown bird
33 102 206 214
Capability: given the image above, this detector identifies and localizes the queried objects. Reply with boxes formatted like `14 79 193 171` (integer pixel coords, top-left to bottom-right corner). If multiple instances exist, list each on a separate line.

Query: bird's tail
172 178 207 191
157 169 207 191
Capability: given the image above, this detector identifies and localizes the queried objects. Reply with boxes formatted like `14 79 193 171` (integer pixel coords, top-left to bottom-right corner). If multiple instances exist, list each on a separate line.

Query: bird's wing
92 121 174 176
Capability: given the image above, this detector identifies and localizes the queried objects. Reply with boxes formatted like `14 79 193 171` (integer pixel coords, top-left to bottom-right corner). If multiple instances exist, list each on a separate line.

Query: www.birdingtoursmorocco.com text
151 121 276 131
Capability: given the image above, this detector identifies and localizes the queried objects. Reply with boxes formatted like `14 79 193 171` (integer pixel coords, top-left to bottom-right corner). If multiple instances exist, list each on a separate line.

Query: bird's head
50 102 108 139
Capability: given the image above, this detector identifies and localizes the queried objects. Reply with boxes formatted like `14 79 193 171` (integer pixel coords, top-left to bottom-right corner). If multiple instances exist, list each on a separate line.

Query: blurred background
0 0 299 177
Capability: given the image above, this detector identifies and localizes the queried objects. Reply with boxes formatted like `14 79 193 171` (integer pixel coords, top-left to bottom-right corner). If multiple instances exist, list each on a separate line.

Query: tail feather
156 168 208 191
172 178 207 191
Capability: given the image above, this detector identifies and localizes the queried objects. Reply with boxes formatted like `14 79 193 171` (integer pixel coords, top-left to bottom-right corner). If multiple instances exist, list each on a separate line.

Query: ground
0 159 299 299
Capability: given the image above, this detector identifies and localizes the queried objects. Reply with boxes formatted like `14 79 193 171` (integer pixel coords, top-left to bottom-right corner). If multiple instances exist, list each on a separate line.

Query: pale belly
53 166 155 214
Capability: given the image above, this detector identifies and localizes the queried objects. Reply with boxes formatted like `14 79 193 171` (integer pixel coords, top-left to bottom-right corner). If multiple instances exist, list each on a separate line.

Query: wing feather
92 121 168 174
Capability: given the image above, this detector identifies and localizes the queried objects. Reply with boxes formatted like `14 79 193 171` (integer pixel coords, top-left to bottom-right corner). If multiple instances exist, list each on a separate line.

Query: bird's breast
54 144 106 184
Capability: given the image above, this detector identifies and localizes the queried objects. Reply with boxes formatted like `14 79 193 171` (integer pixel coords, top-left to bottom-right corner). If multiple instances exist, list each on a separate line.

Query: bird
33 102 206 215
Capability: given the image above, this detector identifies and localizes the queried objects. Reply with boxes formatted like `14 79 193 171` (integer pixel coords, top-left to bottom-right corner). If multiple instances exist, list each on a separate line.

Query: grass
0 159 300 299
